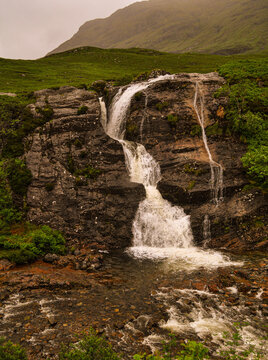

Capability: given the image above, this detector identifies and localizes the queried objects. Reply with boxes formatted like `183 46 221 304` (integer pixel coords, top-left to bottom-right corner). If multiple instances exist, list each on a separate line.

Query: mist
0 0 143 60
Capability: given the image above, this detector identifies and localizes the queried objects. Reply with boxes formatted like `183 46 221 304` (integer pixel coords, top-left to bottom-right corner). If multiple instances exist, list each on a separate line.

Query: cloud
0 0 141 59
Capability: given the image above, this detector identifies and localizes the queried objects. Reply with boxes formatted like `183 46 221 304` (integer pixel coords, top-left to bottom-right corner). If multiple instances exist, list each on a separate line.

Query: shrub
126 123 138 137
0 95 55 158
216 59 268 187
67 154 75 174
0 160 22 229
242 143 268 185
74 166 100 179
90 80 106 93
0 337 27 360
190 125 202 137
36 104 54 122
156 101 169 112
77 106 88 115
133 338 209 360
187 180 196 191
6 248 38 265
77 84 88 90
7 159 32 196
58 329 120 360
167 114 178 124
0 225 65 264
32 226 65 256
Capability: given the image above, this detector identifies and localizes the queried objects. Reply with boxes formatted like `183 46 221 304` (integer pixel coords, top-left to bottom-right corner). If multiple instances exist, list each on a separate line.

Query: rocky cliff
25 74 267 252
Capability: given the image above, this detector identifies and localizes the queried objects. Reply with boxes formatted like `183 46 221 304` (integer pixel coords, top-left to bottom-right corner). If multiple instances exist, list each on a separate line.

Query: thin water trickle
203 214 211 248
99 76 237 266
193 82 223 205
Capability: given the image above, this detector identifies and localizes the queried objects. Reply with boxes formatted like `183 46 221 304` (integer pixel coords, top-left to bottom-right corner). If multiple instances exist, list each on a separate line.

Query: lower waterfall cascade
99 75 238 267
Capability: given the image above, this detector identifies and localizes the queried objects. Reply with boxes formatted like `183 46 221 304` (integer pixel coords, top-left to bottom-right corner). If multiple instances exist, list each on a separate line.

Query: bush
36 104 54 121
0 95 55 158
58 329 120 360
7 159 32 196
216 59 268 187
242 143 268 185
6 248 38 265
77 106 88 115
167 114 178 124
0 160 22 229
32 226 65 256
133 338 209 360
0 225 65 264
0 337 27 360
156 101 169 112
74 166 100 179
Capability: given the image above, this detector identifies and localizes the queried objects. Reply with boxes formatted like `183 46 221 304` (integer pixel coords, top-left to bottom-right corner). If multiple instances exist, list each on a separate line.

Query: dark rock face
25 77 266 252
25 86 145 250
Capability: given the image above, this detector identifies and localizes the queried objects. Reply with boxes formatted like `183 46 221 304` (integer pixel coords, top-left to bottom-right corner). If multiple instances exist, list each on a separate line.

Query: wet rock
47 315 57 326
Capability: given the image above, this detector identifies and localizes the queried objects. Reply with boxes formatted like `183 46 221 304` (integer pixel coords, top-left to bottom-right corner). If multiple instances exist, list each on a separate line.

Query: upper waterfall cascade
100 75 237 266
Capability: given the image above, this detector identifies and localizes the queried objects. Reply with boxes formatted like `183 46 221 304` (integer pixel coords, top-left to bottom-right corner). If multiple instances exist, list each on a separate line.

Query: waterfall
202 214 211 248
99 76 234 265
139 93 148 142
193 82 223 205
194 81 223 247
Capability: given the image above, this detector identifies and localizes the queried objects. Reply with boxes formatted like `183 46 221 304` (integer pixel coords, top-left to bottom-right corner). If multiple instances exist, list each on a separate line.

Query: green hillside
49 0 268 56
0 47 266 93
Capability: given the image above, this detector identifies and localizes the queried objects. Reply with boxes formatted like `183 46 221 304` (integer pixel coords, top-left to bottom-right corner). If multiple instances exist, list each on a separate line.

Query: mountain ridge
49 0 268 56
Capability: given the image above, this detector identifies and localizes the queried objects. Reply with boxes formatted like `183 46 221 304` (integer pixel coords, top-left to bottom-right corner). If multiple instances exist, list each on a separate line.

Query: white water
100 76 237 265
153 287 267 359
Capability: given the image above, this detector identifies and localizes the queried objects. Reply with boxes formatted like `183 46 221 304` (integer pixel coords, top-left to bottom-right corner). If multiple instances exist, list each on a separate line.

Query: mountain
49 0 268 56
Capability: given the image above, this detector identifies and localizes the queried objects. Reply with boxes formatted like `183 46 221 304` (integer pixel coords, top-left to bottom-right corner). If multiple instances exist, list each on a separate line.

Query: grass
0 47 266 93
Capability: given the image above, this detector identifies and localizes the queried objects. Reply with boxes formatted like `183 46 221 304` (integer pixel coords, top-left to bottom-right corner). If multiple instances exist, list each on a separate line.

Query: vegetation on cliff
0 96 64 264
216 59 268 188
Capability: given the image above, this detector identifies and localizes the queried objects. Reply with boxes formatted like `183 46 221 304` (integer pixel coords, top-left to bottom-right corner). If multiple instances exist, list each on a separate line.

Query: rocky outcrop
25 76 267 252
123 73 267 250
25 86 145 250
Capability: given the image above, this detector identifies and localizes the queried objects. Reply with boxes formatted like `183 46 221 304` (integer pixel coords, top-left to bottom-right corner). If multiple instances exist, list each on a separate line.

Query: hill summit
49 0 268 55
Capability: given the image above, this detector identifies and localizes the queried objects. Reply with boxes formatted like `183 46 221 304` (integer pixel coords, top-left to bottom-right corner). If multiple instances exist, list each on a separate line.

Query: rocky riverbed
0 251 267 359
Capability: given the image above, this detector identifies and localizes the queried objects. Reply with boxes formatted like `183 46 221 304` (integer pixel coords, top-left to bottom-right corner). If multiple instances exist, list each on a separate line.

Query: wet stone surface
0 251 267 359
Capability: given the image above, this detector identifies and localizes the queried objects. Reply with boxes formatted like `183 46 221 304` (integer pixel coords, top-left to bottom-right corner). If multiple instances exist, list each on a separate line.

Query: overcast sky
0 0 142 60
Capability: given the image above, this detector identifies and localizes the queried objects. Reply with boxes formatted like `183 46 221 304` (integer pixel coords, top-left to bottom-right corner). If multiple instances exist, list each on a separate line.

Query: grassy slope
0 47 266 93
50 0 268 56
